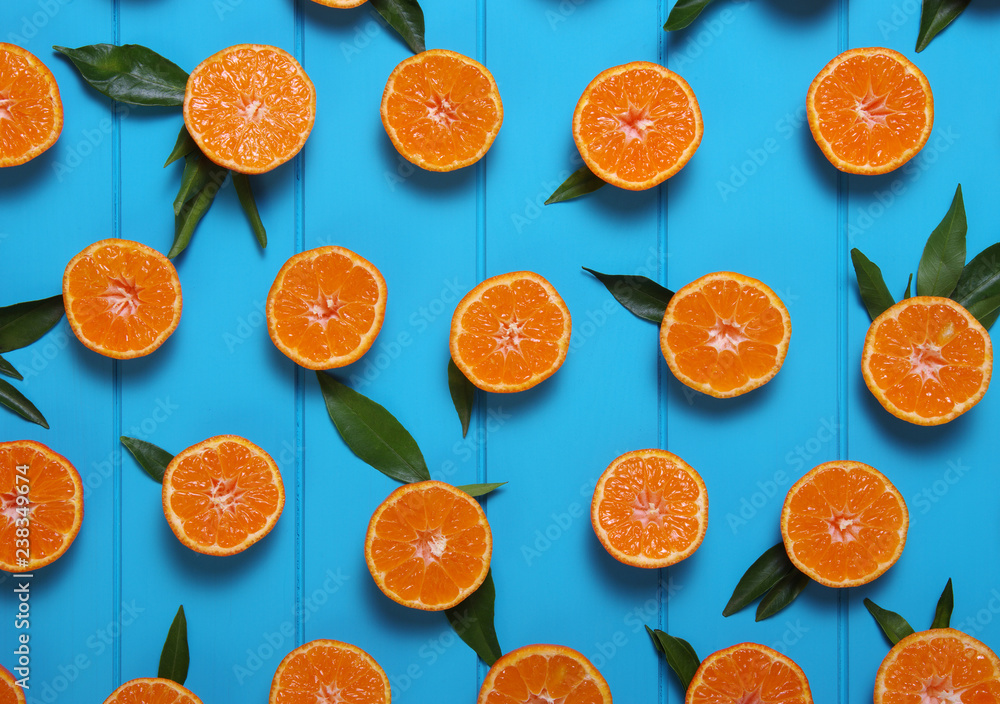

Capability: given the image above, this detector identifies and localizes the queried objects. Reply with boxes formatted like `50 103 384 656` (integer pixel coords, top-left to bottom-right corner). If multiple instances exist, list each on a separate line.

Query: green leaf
664 0 715 31
864 598 915 645
315 372 430 483
904 273 913 300
583 268 673 323
545 166 606 205
851 249 896 321
755 569 809 622
168 165 229 258
456 482 506 498
917 184 966 297
232 173 267 249
121 436 174 483
965 294 1000 331
723 543 795 617
369 0 426 54
0 295 65 354
0 378 48 428
173 152 212 216
0 355 22 381
931 578 954 629
916 0 971 52
53 44 188 106
158 605 189 685
953 243 1000 328
445 570 502 665
447 359 476 438
164 125 198 167
646 626 700 690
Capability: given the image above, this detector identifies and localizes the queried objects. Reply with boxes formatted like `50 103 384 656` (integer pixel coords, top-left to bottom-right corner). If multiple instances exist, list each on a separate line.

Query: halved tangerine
102 678 203 704
1 662 26 704
0 43 62 168
269 640 389 704
591 449 707 568
686 643 812 704
478 644 612 704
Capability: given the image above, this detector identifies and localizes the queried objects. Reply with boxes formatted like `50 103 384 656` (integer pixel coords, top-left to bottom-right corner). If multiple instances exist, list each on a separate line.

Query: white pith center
919 675 965 704
307 294 343 326
317 683 346 703
493 319 532 357
631 488 667 530
209 477 244 515
826 510 862 543
525 692 564 704
413 530 448 565
239 96 266 123
909 342 948 384
0 492 32 522
103 276 141 317
426 94 458 127
706 319 747 354
616 105 654 142
0 93 12 121
856 88 893 128
736 692 764 704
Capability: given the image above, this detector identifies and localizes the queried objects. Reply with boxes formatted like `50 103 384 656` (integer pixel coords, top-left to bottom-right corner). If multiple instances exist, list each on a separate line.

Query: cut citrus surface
660 272 791 398
686 643 812 704
309 0 366 6
874 629 1000 704
591 449 707 568
102 678 203 704
0 440 83 573
862 296 992 426
0 43 62 168
183 44 315 174
1 663 25 704
573 61 702 191
162 435 285 556
365 480 491 611
478 644 612 704
63 239 183 360
781 461 907 588
450 271 571 393
270 639 389 704
381 49 503 172
266 246 387 370
807 47 933 175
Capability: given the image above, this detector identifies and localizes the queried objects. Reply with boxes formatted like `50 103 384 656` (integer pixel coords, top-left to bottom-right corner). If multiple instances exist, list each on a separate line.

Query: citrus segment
478 644 612 704
862 296 992 425
591 449 707 568
874 629 1000 704
686 643 812 704
0 43 62 167
807 47 933 175
781 461 907 588
183 44 315 174
309 0 367 6
102 678 203 704
381 49 503 172
266 246 387 370
162 436 285 556
269 640 389 704
573 61 702 190
660 272 791 398
365 480 491 611
0 440 83 573
450 271 571 393
63 239 183 359
1 663 25 704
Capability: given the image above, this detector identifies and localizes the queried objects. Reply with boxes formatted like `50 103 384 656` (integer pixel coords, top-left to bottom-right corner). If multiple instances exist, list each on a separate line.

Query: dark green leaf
903 273 913 300
0 355 22 381
664 0 715 31
917 184 966 297
545 166 606 205
232 173 267 249
755 569 809 621
168 165 229 258
583 267 673 323
369 0 425 54
953 243 1000 328
0 295 65 354
646 626 700 689
456 482 506 498
723 543 795 617
851 249 896 321
315 372 430 483
931 579 954 629
916 0 971 52
158 605 189 685
0 378 48 428
164 125 198 167
445 570 502 665
173 152 211 216
864 598 915 645
121 436 174 483
447 359 476 438
53 44 188 106
965 294 1000 331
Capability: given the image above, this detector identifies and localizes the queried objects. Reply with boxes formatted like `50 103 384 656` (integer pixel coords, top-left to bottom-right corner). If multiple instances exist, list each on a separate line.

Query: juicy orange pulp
269 640 389 704
102 678 203 704
687 644 812 704
478 644 612 704
0 43 62 167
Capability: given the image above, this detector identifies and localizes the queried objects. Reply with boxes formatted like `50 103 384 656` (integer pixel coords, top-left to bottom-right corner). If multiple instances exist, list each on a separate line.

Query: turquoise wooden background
2 0 999 702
